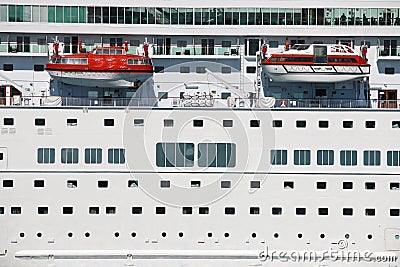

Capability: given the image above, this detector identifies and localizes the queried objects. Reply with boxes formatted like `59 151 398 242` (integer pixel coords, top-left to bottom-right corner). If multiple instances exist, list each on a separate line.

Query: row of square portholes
15 231 379 241
2 179 400 191
6 117 400 129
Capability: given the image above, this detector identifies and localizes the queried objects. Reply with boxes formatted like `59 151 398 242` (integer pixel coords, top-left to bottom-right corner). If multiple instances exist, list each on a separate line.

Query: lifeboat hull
47 70 152 88
262 64 370 83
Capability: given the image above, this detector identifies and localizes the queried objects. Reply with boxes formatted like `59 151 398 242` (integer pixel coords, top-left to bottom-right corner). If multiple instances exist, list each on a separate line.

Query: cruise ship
0 0 400 266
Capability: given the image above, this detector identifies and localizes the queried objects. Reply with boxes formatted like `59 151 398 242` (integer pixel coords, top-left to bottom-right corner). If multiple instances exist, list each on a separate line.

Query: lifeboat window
199 207 209 214
61 58 67 64
103 49 110 54
250 207 260 215
51 58 57 63
116 49 123 54
81 58 88 64
128 59 134 64
225 207 235 215
109 49 116 55
34 180 45 188
96 49 103 54
3 118 14 126
56 58 61 64
131 207 143 214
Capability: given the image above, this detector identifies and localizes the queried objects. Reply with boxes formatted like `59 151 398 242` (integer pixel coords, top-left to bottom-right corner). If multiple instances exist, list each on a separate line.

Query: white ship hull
47 70 152 88
262 65 370 83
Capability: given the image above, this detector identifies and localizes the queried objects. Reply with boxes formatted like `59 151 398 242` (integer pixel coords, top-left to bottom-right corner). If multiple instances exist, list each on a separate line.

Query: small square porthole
2 179 13 188
221 181 231 188
67 180 77 188
272 120 282 127
133 119 144 126
250 207 260 215
98 180 108 188
182 207 193 214
392 121 400 128
250 120 260 127
3 118 14 126
89 207 100 214
390 182 400 190
106 207 116 214
343 182 353 190
343 208 353 216
365 121 375 128
316 181 327 189
250 181 260 188
35 118 45 126
223 120 233 127
199 207 209 214
193 120 203 127
365 182 375 190
156 207 166 214
128 180 138 188
104 119 114 126
131 207 143 214
319 121 329 128
164 119 174 127
34 180 45 188
160 180 170 188
191 181 201 188
283 181 294 189
67 118 77 126
224 207 235 215
296 120 306 128
343 121 353 128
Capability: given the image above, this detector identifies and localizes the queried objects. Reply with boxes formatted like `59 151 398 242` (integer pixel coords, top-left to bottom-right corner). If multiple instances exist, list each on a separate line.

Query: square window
34 180 45 188
296 207 306 215
98 180 108 188
199 207 209 214
283 181 294 189
221 181 231 188
89 207 99 214
128 180 138 188
296 120 306 128
250 181 260 188
3 118 14 126
316 181 327 189
67 180 77 188
63 207 73 214
343 121 353 128
365 182 375 190
182 207 193 214
11 207 21 214
319 121 329 128
35 118 45 126
156 207 166 214
365 121 375 128
343 182 353 190
318 208 329 215
164 119 174 127
272 207 282 215
132 207 143 214
2 179 13 188
37 207 48 214
193 120 203 127
365 208 375 216
272 120 282 127
225 207 235 215
134 119 144 126
104 119 114 126
250 207 260 215
250 120 260 127
106 207 116 214
390 182 400 190
160 180 170 188
343 208 353 216
223 120 233 127
390 209 400 216
67 118 77 126
191 181 201 188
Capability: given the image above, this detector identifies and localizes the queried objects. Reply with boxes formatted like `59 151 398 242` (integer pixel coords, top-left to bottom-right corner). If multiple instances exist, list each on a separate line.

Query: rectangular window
156 143 194 167
132 207 142 214
246 66 256 73
387 151 400 166
365 208 375 216
34 180 45 188
198 143 236 167
193 120 203 127
390 182 400 190
3 118 14 126
250 207 260 215
250 181 260 188
340 150 357 166
106 207 116 214
199 207 209 214
104 119 114 126
89 207 100 214
85 148 102 164
3 64 13 71
223 120 233 127
133 119 144 126
164 119 174 127
38 206 48 215
11 207 21 214
317 150 334 165
34 64 44 71
128 180 138 188
180 66 190 73
343 121 353 128
108 148 125 164
296 120 306 128
365 121 375 128
363 150 381 166
182 207 192 214
66 118 77 126
37 148 55 164
385 67 395 75
62 206 73 214
2 179 13 188
250 120 260 127
343 208 353 216
61 148 79 164
160 180 170 188
35 118 45 126
270 149 287 165
318 207 329 216
296 207 306 215
225 207 235 215
317 181 327 189
272 207 282 215
319 121 329 128
294 150 311 165
156 207 166 214
272 120 282 127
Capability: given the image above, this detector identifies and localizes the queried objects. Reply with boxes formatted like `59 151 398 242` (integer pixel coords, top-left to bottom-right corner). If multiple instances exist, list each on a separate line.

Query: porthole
68 232 73 238
320 233 325 239
85 232 90 238
161 232 167 238
131 232 137 238
251 232 257 238
207 232 213 238
114 232 120 238
178 232 184 238
395 234 400 240
19 232 25 238
345 233 350 239
367 234 373 240
37 232 42 238
224 232 230 238
297 233 303 239
274 233 279 238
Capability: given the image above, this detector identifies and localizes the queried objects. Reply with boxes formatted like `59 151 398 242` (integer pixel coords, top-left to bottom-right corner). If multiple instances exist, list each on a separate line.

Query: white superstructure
0 1 400 266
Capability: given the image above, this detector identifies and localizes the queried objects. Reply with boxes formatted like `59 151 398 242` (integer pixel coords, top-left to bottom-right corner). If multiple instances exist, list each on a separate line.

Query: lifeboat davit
261 44 370 83
45 41 153 88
